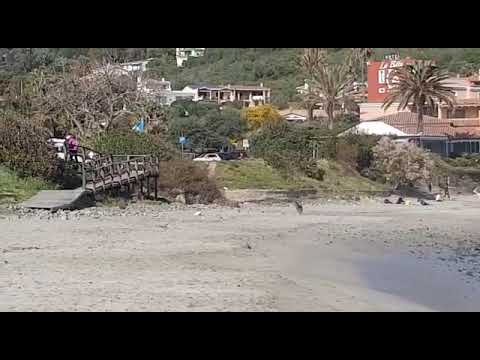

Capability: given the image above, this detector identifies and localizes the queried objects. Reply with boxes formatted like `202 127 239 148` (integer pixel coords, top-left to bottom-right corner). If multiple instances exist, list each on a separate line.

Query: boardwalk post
154 176 158 201
140 180 145 200
146 177 150 199
80 148 86 190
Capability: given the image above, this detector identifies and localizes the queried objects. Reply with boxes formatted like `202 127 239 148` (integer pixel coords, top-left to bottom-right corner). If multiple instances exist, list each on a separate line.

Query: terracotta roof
450 118 480 127
391 124 453 137
373 112 438 125
373 112 480 138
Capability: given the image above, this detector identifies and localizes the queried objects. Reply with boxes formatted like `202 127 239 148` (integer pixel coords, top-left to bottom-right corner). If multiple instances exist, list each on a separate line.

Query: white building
182 84 271 107
340 121 407 137
176 48 206 67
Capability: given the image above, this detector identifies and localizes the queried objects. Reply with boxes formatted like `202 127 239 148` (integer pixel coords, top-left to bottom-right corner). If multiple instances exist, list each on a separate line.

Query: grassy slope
216 159 386 194
0 166 52 203
216 159 319 190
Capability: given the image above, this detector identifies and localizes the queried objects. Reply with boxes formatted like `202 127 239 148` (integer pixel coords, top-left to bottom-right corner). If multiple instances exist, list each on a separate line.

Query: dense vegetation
0 117 60 179
1 48 479 199
3 48 480 108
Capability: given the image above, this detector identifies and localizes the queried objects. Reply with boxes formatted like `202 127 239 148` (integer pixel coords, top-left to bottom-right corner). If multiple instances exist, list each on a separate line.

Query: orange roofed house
356 54 480 156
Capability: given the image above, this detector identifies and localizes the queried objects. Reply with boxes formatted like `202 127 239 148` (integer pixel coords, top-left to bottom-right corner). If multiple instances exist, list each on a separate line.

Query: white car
193 153 223 162
47 138 96 163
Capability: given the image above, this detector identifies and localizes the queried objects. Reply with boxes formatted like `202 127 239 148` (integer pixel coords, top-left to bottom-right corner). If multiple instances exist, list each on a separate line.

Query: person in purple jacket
66 133 79 163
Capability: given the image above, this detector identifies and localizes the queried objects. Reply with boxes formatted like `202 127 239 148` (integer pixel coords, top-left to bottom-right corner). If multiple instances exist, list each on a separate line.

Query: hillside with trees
2 48 480 108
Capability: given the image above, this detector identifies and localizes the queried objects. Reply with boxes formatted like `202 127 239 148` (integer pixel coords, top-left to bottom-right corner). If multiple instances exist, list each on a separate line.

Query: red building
367 57 417 103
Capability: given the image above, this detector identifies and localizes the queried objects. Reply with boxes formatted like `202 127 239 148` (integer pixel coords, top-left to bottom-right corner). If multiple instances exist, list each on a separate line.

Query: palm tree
297 48 327 122
348 48 373 82
313 63 355 130
383 61 455 134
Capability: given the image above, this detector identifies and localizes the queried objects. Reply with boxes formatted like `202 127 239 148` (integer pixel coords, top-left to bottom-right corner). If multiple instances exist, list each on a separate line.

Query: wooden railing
70 147 160 197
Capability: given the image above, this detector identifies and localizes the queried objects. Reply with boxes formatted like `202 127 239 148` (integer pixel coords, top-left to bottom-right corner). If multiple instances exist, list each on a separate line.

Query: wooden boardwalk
22 148 160 210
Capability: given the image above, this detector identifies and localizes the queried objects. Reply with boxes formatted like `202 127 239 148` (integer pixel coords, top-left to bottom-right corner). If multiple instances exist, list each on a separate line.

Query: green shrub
336 134 379 171
446 154 480 168
158 160 222 204
88 130 178 161
251 122 326 180
0 117 60 180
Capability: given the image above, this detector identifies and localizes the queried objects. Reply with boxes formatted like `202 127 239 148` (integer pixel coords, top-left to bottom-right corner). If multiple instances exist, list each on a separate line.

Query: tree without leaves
382 61 455 134
8 60 161 139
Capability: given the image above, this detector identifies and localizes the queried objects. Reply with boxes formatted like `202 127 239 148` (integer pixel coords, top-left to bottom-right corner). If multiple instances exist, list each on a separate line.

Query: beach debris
418 198 430 206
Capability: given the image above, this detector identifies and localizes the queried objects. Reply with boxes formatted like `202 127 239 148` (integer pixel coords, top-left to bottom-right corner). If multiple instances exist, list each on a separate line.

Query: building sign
368 58 416 102
384 54 400 61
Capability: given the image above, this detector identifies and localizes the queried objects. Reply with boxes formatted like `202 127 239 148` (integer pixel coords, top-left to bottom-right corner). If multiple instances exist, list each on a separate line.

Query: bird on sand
384 199 393 204
396 197 405 205
418 198 430 206
293 200 303 215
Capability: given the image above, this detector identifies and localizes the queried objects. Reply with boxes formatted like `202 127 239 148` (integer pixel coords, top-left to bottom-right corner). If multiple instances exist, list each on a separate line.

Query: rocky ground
2 196 480 311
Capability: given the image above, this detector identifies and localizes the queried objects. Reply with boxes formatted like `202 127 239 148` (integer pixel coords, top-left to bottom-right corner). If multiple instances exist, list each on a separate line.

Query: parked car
47 138 97 163
47 138 67 160
193 153 223 162
219 150 248 160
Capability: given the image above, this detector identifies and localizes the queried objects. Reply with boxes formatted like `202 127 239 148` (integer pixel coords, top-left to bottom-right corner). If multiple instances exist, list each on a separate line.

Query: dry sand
2 197 480 312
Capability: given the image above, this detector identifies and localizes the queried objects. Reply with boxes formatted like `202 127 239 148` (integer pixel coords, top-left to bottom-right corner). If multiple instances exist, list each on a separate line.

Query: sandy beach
2 197 480 311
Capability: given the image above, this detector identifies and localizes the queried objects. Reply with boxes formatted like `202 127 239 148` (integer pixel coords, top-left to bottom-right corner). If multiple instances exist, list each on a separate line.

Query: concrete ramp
21 188 93 211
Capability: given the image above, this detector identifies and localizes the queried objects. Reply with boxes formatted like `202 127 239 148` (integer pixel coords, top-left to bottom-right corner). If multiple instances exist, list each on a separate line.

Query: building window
378 70 386 84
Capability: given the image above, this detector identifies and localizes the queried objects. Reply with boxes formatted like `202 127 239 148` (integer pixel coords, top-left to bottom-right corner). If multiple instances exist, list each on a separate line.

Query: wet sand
2 197 480 311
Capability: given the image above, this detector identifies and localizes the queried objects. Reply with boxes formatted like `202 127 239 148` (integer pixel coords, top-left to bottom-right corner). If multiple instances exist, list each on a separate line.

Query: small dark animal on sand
294 200 303 215
396 197 405 205
384 199 393 204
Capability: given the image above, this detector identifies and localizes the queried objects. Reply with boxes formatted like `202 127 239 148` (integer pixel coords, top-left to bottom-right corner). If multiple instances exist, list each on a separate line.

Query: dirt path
207 162 217 179
2 198 480 311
